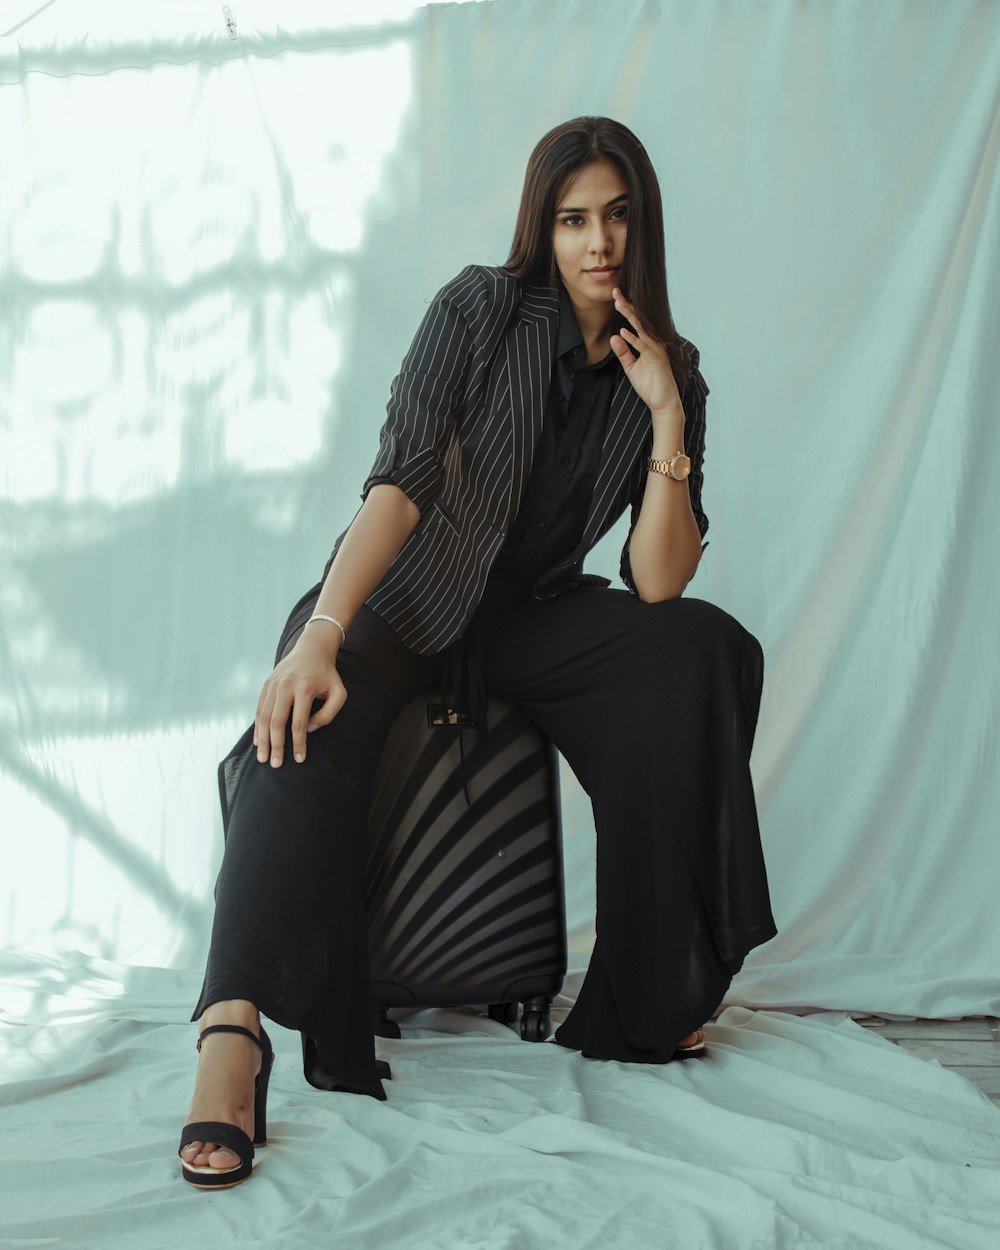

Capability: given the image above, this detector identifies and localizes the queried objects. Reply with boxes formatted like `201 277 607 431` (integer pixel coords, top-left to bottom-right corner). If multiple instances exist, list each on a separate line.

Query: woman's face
551 157 628 313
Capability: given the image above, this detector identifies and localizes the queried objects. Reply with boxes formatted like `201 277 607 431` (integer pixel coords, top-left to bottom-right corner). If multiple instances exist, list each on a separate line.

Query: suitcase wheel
519 996 552 1043
372 1005 401 1039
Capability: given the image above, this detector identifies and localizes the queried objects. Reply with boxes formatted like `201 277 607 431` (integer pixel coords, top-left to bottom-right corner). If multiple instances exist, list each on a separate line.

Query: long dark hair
504 116 691 393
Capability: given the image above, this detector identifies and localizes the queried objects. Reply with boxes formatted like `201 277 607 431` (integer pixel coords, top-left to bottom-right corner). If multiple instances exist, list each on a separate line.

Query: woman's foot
180 1000 263 1173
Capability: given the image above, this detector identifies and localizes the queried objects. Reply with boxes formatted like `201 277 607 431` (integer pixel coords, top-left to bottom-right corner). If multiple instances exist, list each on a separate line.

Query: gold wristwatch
647 453 691 480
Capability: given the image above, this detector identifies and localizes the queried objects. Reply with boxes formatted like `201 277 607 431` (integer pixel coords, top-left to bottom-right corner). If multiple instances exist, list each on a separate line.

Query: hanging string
432 618 488 807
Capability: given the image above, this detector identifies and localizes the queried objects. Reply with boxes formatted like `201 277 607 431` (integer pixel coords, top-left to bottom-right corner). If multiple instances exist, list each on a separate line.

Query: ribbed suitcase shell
366 691 568 1043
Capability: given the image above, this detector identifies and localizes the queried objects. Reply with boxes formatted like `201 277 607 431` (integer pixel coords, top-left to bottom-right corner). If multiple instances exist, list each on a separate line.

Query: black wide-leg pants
191 584 777 1101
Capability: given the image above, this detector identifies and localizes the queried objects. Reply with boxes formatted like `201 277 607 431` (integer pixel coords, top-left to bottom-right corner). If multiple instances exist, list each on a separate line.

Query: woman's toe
207 1145 240 1170
181 1139 240 1170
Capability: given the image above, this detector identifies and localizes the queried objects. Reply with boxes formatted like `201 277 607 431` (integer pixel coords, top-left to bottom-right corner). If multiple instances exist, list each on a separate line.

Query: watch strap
647 453 691 480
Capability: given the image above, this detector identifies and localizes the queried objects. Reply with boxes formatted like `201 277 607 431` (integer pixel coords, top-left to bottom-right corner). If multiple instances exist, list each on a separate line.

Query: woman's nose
588 223 613 254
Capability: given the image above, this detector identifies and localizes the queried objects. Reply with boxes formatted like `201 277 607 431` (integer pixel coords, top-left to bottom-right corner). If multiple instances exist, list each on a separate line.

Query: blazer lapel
503 282 559 519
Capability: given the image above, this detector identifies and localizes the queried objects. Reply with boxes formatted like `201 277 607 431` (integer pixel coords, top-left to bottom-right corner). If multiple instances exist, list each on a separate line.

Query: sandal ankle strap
197 1023 262 1053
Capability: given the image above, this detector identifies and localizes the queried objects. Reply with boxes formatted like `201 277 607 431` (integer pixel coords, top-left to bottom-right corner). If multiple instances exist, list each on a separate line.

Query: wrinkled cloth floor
3 958 1000 1250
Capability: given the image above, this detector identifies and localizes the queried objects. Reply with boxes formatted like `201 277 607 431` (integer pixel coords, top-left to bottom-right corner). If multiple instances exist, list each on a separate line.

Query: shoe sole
180 1139 271 1189
672 1038 708 1060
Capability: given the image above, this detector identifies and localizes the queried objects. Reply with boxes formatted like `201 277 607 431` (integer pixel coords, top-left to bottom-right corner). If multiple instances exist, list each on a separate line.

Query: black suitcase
364 687 568 1044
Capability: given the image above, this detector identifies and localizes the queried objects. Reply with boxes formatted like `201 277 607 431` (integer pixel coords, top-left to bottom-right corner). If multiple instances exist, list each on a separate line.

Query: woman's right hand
253 631 347 768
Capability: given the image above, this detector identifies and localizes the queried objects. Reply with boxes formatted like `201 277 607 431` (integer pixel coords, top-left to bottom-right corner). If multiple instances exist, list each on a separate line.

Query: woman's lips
587 266 618 279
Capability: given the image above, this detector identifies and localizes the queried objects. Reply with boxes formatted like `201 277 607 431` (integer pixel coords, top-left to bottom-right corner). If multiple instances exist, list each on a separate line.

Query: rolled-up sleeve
361 266 478 516
620 345 711 595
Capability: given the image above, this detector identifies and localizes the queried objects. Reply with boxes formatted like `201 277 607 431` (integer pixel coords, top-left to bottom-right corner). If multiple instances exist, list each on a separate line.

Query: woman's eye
560 208 627 227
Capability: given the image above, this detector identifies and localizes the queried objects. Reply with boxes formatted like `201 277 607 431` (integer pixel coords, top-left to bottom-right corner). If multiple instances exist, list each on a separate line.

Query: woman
179 116 777 1189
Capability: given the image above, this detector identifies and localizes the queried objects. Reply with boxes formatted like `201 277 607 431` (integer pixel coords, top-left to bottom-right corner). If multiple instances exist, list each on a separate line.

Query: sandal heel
252 1027 274 1144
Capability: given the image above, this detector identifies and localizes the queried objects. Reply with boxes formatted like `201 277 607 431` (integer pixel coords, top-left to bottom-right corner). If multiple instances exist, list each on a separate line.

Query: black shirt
478 281 624 608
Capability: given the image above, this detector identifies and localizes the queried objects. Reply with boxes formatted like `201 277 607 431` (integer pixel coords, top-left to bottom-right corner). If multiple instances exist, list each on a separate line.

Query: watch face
672 455 691 480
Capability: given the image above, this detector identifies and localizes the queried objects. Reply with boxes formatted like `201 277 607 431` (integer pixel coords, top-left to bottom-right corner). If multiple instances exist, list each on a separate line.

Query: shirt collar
555 278 626 369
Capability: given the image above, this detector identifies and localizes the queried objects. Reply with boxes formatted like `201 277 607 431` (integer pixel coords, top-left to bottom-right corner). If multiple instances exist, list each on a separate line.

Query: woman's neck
562 285 617 354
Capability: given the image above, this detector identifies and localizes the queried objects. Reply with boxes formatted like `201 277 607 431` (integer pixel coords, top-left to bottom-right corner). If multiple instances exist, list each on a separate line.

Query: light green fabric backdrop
2 3 1000 1246
2 0 998 1015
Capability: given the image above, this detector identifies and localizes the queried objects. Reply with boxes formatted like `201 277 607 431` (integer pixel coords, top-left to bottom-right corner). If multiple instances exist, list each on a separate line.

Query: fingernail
294 753 304 763
271 757 280 767
257 750 265 762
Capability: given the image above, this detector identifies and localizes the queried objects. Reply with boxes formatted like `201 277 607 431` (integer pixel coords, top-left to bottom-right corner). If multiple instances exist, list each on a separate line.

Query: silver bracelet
306 614 347 645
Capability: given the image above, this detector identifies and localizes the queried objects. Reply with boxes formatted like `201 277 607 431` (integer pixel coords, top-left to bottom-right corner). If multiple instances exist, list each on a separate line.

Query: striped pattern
364 694 567 1002
324 264 710 655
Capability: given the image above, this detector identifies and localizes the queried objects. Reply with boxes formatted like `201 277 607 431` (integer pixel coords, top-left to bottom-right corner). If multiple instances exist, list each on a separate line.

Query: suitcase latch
426 703 474 728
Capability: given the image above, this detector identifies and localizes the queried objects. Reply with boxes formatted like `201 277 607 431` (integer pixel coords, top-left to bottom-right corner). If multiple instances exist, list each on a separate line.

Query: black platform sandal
178 1023 274 1190
672 1027 707 1060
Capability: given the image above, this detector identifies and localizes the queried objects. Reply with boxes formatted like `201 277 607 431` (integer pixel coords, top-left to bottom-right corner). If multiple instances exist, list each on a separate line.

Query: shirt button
560 456 570 465
536 519 547 529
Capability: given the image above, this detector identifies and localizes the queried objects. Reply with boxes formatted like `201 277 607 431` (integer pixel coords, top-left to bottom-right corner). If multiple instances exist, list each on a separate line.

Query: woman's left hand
609 287 682 417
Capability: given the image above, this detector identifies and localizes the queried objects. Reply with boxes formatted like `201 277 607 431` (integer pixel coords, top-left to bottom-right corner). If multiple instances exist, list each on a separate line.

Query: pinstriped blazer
322 263 711 656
